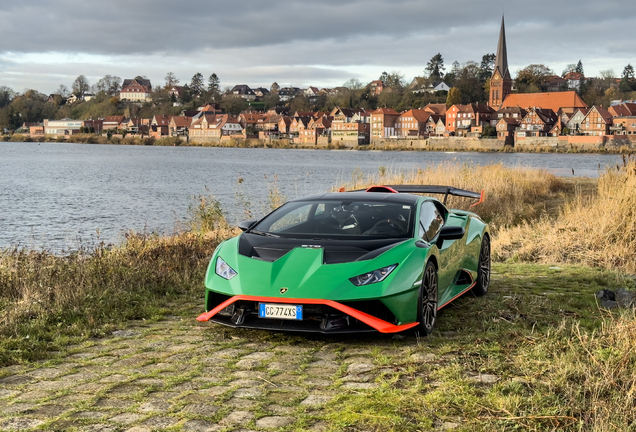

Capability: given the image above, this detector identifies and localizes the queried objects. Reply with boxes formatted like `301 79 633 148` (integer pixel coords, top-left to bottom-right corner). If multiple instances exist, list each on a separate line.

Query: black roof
290 192 421 205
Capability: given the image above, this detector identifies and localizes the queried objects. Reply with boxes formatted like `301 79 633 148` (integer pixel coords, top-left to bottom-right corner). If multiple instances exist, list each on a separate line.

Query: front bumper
197 294 419 334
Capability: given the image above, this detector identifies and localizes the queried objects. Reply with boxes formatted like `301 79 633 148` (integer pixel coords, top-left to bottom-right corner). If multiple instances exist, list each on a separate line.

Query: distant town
2 17 636 150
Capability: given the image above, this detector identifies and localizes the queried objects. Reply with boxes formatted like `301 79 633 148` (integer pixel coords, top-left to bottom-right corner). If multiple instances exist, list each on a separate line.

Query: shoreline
3 133 636 154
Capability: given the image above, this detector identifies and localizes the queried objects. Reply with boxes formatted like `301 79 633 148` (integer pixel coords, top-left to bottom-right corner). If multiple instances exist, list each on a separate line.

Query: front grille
205 293 379 333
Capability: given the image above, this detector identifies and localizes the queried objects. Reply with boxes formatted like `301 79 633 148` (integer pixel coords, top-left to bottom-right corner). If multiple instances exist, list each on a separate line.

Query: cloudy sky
1 0 634 94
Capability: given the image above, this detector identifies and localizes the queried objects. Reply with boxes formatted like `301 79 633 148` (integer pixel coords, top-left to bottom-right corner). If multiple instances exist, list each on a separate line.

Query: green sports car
197 185 490 335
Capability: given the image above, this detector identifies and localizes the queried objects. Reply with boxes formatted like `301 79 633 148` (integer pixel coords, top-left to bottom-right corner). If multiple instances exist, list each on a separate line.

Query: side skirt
438 269 477 310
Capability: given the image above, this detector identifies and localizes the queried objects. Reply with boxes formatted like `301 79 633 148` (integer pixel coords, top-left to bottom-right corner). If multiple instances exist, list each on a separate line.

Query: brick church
488 17 587 114
489 16 512 110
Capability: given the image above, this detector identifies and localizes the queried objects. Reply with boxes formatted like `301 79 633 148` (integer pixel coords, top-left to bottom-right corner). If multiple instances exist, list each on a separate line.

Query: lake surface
0 142 622 251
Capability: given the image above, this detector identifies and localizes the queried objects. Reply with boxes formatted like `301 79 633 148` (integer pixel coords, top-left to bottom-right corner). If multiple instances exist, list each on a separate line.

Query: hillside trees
72 75 90 97
92 75 121 96
516 64 554 93
164 72 179 89
190 73 204 96
426 53 445 80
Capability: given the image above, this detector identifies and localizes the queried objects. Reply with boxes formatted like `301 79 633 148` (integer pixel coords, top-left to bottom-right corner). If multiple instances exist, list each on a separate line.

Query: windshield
251 199 415 239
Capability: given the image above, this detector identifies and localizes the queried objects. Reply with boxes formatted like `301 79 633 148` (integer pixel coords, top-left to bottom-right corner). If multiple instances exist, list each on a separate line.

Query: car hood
206 235 427 301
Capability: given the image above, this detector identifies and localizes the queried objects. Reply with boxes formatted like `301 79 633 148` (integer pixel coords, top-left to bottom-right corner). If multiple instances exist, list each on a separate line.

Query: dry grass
0 195 237 365
495 156 636 273
548 311 636 430
334 162 570 229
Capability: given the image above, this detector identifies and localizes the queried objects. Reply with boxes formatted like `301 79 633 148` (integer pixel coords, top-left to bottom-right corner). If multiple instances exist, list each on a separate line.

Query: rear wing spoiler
342 185 485 207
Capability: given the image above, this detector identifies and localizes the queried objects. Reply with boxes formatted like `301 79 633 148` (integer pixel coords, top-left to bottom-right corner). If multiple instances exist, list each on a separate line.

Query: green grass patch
320 264 636 431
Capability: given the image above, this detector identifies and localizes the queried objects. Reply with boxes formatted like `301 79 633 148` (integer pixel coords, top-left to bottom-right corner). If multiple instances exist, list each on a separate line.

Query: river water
0 142 622 251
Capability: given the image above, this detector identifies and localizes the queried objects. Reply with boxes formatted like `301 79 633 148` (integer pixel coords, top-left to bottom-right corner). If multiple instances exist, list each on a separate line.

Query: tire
471 234 491 296
416 261 438 336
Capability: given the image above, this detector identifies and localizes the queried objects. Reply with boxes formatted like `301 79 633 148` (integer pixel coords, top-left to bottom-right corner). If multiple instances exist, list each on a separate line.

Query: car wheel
417 261 438 336
471 234 490 296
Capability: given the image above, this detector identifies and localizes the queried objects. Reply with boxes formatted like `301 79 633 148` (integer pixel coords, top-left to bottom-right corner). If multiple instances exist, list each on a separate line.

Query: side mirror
436 226 465 248
238 220 257 232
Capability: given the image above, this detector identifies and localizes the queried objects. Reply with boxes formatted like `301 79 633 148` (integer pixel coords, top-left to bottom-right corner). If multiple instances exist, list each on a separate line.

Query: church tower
489 16 512 110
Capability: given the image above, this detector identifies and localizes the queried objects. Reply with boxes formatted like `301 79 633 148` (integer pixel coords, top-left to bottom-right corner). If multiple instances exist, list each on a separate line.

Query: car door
418 201 461 303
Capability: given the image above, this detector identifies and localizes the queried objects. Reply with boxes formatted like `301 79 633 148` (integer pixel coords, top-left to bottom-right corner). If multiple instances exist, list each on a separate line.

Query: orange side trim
437 281 477 310
197 295 419 333
470 190 485 207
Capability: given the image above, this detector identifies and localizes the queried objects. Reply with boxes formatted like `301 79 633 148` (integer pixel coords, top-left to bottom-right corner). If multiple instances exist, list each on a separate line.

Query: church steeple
494 15 510 79
489 15 512 110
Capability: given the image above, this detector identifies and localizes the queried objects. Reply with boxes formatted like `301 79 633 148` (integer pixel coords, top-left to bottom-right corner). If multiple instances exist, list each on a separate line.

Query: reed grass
495 156 636 273
0 195 236 365
334 162 571 229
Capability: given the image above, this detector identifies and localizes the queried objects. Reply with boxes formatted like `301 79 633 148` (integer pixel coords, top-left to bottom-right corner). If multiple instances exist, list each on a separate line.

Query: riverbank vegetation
496 155 636 273
1 161 636 430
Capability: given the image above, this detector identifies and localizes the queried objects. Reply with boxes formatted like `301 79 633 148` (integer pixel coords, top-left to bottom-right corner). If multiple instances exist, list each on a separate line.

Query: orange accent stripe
437 281 477 310
197 295 419 334
470 190 485 207
366 185 399 194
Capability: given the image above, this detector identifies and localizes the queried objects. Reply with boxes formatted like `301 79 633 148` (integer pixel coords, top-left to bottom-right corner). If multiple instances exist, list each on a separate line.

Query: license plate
258 303 303 320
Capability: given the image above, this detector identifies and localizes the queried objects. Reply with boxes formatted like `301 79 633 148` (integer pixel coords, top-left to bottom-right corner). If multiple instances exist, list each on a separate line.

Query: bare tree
164 72 179 89
56 84 70 98
72 75 90 96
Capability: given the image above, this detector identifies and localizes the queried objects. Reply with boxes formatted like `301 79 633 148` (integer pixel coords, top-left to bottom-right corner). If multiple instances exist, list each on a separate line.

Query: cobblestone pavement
0 305 440 431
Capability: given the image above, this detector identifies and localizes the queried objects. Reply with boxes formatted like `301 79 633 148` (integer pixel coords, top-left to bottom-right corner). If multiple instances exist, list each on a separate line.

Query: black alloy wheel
471 235 491 296
417 261 438 336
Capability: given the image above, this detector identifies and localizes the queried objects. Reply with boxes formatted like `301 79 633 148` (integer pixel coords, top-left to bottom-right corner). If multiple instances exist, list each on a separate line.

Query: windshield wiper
249 229 281 238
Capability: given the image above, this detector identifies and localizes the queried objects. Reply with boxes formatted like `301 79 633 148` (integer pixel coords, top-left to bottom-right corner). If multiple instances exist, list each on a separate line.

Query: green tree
619 64 636 93
262 92 280 110
426 53 445 80
0 86 15 108
221 95 247 115
479 53 496 83
515 64 553 93
446 87 461 106
190 73 204 96
290 95 311 113
482 124 496 137
207 73 220 93
453 62 486 103
575 60 584 75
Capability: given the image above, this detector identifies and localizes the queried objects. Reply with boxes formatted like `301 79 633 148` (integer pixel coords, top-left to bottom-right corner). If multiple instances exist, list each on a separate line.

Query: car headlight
216 257 238 280
349 264 397 286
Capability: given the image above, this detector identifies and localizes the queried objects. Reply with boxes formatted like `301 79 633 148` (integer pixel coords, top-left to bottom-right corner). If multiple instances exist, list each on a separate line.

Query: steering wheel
317 212 359 232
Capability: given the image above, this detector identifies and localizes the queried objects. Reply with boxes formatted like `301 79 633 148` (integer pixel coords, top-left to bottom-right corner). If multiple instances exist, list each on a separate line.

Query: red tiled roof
401 109 431 123
593 106 613 123
423 103 448 115
501 91 587 114
564 72 584 81
371 107 400 115
171 116 192 127
104 116 125 123
153 115 172 126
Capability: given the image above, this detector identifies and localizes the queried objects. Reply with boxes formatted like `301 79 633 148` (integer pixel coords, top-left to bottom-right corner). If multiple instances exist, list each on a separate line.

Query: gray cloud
1 0 635 93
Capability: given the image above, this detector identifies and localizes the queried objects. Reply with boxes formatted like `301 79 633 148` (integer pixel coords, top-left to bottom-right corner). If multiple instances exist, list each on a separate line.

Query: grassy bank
2 162 636 430
2 134 183 146
496 156 636 273
3 133 635 154
322 263 636 431
0 197 236 366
